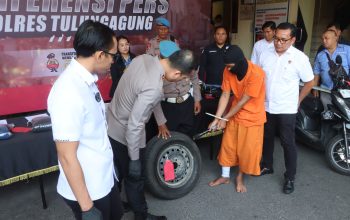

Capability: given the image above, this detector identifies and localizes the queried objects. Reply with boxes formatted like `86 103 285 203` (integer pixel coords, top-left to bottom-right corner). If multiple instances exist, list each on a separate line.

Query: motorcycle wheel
325 135 350 176
144 132 202 199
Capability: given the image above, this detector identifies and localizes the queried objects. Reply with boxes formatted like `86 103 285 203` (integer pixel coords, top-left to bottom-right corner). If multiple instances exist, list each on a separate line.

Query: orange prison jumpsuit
218 61 266 175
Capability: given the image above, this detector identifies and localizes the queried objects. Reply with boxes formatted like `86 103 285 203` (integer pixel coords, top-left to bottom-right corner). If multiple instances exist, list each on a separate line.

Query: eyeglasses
273 37 292 44
103 50 118 60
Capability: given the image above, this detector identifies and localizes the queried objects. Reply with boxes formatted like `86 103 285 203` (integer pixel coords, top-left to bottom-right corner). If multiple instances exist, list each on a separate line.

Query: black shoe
283 179 294 194
146 213 167 220
260 167 274 176
122 201 131 213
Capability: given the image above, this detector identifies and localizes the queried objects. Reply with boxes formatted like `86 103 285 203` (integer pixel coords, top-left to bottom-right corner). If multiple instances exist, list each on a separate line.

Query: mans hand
217 119 227 130
158 124 171 139
128 160 141 179
312 89 319 98
82 206 103 220
208 119 219 131
194 101 201 115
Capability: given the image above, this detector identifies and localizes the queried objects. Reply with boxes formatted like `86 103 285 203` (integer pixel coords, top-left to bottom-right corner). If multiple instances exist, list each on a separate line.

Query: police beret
156 17 170 28
159 40 180 58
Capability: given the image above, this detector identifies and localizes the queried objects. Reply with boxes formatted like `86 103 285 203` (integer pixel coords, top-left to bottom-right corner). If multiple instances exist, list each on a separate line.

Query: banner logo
46 53 59 72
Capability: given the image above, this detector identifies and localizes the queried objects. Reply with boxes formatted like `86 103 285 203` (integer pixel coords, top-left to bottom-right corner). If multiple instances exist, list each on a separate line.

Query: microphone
336 55 342 65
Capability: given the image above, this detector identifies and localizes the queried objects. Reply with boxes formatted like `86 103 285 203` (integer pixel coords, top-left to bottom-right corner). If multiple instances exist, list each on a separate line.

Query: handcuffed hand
82 206 102 220
208 119 219 131
217 119 227 130
128 159 141 179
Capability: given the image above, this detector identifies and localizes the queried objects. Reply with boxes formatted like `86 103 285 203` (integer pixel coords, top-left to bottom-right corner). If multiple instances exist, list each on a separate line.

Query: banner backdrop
0 0 212 116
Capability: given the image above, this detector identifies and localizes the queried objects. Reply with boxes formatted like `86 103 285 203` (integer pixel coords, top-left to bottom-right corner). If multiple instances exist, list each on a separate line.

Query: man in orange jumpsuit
208 45 266 192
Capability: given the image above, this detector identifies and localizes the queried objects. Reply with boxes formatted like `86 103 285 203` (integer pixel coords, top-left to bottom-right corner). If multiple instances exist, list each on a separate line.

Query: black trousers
262 112 297 180
161 96 195 137
62 182 123 220
109 137 148 219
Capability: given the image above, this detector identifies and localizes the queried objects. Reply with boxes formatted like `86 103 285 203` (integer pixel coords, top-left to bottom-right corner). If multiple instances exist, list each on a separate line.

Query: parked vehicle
296 56 350 176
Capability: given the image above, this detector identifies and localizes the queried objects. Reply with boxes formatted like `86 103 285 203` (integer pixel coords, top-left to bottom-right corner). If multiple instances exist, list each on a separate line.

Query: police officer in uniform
146 17 179 57
108 41 195 220
196 26 230 157
153 68 202 138
146 17 201 138
199 26 230 85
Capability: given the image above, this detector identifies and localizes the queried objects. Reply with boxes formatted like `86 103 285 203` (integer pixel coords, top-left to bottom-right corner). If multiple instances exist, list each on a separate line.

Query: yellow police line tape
0 165 59 187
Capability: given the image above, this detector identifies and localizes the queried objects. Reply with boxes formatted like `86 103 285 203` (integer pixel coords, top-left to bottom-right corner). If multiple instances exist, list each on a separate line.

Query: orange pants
218 120 264 175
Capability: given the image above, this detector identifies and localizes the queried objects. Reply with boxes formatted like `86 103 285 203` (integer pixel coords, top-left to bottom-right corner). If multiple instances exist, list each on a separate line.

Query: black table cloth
0 117 58 186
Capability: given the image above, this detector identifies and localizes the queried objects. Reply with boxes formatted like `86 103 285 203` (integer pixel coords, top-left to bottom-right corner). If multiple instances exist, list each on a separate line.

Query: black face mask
229 59 248 81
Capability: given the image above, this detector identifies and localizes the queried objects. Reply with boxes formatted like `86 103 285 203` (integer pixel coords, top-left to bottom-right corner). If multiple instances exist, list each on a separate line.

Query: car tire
144 131 202 199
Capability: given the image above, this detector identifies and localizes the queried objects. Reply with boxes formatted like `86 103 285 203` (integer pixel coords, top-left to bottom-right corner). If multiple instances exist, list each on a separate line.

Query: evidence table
0 117 58 209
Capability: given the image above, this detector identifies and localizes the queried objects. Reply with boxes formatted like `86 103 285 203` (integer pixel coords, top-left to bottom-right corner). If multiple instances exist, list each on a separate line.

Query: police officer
146 18 201 138
198 25 229 85
146 17 179 57
108 41 195 220
153 68 202 138
196 26 230 158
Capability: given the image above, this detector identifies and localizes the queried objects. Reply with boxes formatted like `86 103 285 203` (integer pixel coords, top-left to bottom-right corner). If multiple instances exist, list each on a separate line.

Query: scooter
296 56 350 175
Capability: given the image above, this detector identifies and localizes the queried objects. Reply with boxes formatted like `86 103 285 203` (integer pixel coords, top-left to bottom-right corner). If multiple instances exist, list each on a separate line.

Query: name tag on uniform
209 50 217 53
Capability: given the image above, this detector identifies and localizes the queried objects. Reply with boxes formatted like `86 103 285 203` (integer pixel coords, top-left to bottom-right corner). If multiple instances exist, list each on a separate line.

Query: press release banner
0 0 212 116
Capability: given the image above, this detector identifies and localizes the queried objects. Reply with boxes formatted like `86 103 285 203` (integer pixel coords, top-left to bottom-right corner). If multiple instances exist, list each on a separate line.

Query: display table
0 117 58 208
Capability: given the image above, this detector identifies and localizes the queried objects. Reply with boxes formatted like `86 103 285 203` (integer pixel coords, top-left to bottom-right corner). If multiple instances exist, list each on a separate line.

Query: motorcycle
296 56 350 175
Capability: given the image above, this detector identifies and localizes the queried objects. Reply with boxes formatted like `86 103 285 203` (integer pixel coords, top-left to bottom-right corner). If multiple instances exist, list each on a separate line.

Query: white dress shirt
48 59 115 201
251 38 274 64
258 46 314 114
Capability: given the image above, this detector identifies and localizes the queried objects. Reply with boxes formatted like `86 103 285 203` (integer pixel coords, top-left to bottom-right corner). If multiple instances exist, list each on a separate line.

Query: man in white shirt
257 22 314 194
48 20 123 220
251 21 276 64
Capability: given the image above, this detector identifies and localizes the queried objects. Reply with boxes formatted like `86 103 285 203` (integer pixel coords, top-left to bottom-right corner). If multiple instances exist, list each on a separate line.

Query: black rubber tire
144 131 202 200
325 135 350 176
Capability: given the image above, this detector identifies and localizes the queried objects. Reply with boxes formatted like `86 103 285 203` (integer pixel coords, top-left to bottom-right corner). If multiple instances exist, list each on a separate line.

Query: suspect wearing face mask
224 45 248 81
229 59 248 81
